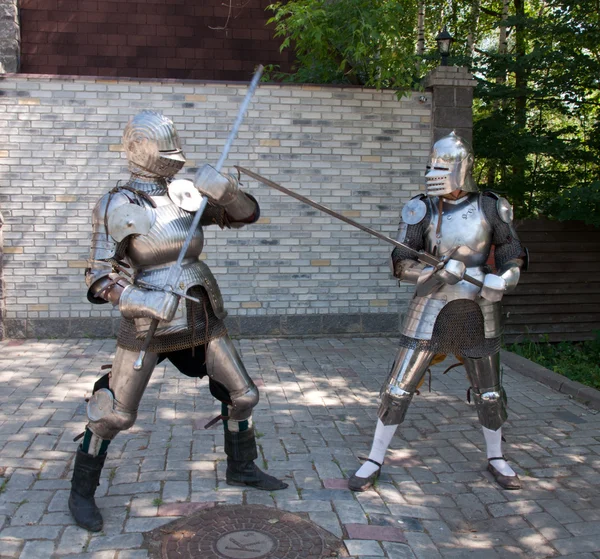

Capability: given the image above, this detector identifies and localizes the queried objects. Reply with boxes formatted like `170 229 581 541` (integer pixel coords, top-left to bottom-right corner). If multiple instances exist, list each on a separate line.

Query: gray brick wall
0 75 432 338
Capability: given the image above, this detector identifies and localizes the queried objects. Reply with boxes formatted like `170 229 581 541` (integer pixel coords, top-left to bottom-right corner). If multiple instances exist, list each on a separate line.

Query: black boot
225 427 288 491
68 447 107 532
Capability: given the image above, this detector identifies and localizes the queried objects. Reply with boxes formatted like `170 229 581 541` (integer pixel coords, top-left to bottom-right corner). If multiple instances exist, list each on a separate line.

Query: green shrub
508 332 600 390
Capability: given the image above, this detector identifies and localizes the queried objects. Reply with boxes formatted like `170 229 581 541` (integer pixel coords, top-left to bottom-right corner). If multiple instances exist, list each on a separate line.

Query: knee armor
86 388 137 440
469 384 507 431
377 347 435 426
206 335 259 421
463 354 507 431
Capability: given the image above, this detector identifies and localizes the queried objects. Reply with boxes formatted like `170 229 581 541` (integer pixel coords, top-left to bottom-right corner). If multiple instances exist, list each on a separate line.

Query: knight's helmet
425 131 476 196
122 110 186 178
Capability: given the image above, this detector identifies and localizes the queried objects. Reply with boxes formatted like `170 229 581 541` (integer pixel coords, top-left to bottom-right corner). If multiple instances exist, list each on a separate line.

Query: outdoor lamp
436 25 454 66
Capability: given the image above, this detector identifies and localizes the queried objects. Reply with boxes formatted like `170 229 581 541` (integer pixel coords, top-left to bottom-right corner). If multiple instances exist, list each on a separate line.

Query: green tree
473 0 600 223
266 0 421 91
267 0 600 224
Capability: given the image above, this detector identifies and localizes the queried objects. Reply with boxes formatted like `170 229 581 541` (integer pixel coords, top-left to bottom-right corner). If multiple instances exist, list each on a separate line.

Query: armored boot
224 426 288 491
68 447 107 532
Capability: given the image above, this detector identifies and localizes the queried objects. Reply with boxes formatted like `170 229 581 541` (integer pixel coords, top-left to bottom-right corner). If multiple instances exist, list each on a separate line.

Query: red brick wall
19 0 293 80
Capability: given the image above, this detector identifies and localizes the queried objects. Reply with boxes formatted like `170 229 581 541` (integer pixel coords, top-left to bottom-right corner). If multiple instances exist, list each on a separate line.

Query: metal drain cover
144 504 345 559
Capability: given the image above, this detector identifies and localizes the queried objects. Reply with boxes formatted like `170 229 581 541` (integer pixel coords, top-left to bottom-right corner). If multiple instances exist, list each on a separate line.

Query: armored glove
89 273 130 305
119 285 179 322
415 258 466 297
194 164 239 206
479 273 507 302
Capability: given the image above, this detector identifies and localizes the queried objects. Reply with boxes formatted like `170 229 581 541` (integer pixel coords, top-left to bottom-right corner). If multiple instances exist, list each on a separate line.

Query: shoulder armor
482 191 514 224
496 197 514 224
401 194 427 225
91 191 130 229
94 190 155 242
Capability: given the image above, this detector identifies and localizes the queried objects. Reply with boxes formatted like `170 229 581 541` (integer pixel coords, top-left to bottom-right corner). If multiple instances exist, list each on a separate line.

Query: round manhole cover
144 504 344 559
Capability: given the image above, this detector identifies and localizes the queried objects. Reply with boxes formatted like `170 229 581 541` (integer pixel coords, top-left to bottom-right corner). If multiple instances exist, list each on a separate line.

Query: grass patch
508 333 600 390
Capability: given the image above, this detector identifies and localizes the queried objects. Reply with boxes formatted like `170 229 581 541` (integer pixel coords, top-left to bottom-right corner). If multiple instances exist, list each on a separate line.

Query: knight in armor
349 132 525 492
68 110 287 532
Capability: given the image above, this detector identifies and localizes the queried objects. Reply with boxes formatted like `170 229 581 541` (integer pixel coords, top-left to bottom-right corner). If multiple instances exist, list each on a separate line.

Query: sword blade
235 166 484 289
235 166 438 265
133 66 264 371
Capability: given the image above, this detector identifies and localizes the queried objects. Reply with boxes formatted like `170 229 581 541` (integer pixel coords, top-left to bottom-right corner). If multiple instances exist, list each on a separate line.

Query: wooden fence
503 218 600 343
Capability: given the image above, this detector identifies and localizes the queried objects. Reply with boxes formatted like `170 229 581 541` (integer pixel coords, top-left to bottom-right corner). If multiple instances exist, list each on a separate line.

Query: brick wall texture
0 75 432 338
19 0 293 80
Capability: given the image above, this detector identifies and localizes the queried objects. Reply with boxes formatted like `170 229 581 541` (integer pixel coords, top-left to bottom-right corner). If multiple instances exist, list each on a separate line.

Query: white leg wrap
355 420 397 478
482 426 516 477
87 432 106 457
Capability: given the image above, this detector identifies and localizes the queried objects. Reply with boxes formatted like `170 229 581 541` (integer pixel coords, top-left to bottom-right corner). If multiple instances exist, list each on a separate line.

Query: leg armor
463 352 507 431
86 347 159 440
378 347 435 426
205 335 259 421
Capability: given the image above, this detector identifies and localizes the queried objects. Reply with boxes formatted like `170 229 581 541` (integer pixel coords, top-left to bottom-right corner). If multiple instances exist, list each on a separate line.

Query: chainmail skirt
398 299 501 358
117 286 227 354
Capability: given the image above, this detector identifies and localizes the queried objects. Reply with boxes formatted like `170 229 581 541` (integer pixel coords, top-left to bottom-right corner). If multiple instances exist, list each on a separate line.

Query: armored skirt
393 193 523 359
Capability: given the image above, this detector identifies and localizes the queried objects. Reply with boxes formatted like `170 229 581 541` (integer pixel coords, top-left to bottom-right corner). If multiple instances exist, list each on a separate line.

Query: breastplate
127 194 204 270
425 193 492 267
401 193 500 341
123 194 227 335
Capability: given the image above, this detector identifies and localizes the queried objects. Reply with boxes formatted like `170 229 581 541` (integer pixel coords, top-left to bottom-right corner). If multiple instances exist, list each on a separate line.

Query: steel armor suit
68 111 287 533
349 132 525 492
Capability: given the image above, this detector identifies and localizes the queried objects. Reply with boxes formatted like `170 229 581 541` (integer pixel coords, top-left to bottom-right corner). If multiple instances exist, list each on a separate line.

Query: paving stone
309 511 343 538
381 541 417 559
301 489 355 501
0 539 22 558
334 500 369 525
345 523 407 543
118 552 150 559
525 511 572 540
124 517 173 532
57 525 90 555
157 501 215 517
344 539 385 556
488 499 543 518
87 533 144 552
323 478 350 489
20 540 56 558
404 532 444 559
278 499 333 513
387 504 441 521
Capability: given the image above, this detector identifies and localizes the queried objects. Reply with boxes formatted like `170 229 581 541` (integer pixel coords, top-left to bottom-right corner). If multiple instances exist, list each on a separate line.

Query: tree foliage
266 0 420 91
266 0 600 225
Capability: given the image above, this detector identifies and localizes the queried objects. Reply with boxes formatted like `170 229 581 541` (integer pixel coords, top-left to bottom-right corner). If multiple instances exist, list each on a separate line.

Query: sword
133 65 264 370
234 166 484 289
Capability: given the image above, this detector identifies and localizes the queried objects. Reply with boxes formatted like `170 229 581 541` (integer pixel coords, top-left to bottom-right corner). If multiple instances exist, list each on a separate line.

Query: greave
68 447 107 532
225 425 259 465
224 426 287 491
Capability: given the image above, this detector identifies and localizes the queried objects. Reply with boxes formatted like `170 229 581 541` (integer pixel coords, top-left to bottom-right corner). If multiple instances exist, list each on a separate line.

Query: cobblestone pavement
1 337 599 559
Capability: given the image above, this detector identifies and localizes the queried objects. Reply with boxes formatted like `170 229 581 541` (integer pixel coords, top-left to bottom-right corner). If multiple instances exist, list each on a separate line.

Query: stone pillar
0 0 20 73
0 211 5 340
422 66 476 145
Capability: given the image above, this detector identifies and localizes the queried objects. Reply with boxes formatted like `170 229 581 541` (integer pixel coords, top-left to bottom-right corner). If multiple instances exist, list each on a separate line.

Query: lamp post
435 25 454 66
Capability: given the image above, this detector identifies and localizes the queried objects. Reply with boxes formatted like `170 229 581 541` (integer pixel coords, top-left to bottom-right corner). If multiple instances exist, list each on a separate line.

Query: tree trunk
416 0 425 71
499 0 509 57
467 1 480 58
512 0 528 206
487 0 510 190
